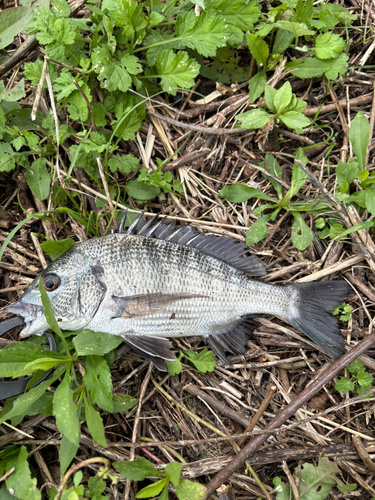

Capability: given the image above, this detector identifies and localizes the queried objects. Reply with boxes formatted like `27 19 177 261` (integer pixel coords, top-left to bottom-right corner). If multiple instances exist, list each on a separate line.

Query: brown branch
204 332 375 498
303 93 373 117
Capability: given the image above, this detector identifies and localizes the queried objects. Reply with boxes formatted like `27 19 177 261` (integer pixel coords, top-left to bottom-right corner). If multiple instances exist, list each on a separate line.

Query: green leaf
246 215 270 246
166 358 183 376
324 52 348 81
296 0 313 23
279 111 311 132
5 446 41 500
357 371 373 387
0 343 52 378
248 71 266 103
120 53 142 75
246 33 269 67
288 151 308 198
291 213 313 251
112 394 138 413
336 158 359 193
84 396 108 448
236 108 272 129
108 154 139 174
211 0 261 32
93 102 107 127
136 477 169 498
73 330 123 356
38 278 64 339
23 356 68 373
315 33 345 60
184 349 216 373
83 355 113 412
274 20 314 38
0 79 25 102
349 112 370 172
272 29 295 54
53 372 80 445
25 158 51 201
126 180 161 201
261 153 283 199
274 81 292 114
59 435 79 474
165 462 182 488
285 57 330 79
156 50 199 96
0 371 59 425
149 11 164 27
365 188 375 217
40 238 76 260
264 85 277 113
347 359 365 374
219 184 276 203
335 377 355 394
0 7 34 50
273 476 290 500
175 479 206 500
113 458 165 481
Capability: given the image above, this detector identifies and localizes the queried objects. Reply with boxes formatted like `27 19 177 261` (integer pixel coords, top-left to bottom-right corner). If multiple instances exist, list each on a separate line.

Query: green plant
332 302 353 322
236 81 311 133
218 149 329 250
113 457 206 500
165 348 217 376
273 456 356 500
335 359 374 396
0 281 137 475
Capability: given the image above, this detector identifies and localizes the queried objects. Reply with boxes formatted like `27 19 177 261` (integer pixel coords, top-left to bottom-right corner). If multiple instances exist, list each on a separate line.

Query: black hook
0 317 57 401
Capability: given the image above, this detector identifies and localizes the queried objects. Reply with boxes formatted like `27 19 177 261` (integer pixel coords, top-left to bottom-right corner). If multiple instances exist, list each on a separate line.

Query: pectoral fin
112 292 205 319
122 335 176 371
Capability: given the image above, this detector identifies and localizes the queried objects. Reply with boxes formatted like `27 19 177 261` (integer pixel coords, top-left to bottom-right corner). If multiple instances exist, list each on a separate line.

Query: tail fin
288 281 351 358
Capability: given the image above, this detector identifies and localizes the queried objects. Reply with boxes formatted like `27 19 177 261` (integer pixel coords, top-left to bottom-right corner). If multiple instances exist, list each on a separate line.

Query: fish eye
42 274 61 292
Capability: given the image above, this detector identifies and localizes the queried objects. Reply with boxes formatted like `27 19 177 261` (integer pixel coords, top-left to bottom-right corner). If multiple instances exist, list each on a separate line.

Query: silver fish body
8 215 350 369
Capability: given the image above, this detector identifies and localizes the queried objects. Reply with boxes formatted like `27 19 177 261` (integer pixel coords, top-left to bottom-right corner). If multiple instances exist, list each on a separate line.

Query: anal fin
207 315 259 365
122 335 176 372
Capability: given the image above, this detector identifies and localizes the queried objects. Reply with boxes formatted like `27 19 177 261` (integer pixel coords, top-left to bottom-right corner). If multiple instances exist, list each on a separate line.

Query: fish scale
7 213 351 370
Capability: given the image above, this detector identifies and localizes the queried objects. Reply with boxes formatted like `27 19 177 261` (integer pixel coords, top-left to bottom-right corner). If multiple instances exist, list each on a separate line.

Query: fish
7 212 351 371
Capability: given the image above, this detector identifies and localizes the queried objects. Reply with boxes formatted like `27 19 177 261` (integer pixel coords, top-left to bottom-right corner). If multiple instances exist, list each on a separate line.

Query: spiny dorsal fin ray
115 212 266 277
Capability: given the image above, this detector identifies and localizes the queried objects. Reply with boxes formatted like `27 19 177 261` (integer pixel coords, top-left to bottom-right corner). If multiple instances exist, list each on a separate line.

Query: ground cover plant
1 0 375 498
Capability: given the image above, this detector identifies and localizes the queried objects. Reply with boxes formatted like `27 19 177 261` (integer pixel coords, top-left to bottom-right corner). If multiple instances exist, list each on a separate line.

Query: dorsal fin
115 212 266 277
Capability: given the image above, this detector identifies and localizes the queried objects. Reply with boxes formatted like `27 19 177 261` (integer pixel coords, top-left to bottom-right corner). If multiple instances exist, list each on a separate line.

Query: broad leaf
291 213 313 251
184 349 216 373
274 81 292 114
53 372 80 445
40 238 76 260
246 33 269 67
219 184 276 203
285 57 330 79
0 79 25 102
0 7 33 50
175 479 206 500
73 330 123 356
25 158 51 201
165 462 182 487
279 111 311 132
84 397 108 448
236 108 272 129
136 478 169 498
246 215 271 246
5 446 41 500
126 180 161 201
335 158 359 193
315 33 345 60
83 355 113 412
114 458 165 481
248 70 266 103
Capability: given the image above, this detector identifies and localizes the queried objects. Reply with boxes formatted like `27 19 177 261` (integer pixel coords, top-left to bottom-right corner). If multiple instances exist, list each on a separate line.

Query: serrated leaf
149 11 164 27
279 110 311 132
73 330 123 356
296 0 313 23
84 355 113 412
40 238 76 260
84 397 108 448
53 372 80 445
246 33 269 67
184 349 216 373
291 213 313 251
51 0 71 17
249 71 266 103
25 158 51 201
126 180 161 201
0 7 33 50
211 0 261 32
219 184 276 203
120 53 142 75
323 52 348 81
357 371 373 387
315 33 345 60
236 108 272 129
108 154 139 174
156 50 199 95
347 359 365 374
275 20 314 37
246 215 270 246
349 112 370 172
335 377 354 394
285 57 330 79
113 457 165 481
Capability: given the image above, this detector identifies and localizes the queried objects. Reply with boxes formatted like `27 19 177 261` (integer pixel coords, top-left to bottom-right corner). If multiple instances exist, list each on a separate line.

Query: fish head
7 246 107 338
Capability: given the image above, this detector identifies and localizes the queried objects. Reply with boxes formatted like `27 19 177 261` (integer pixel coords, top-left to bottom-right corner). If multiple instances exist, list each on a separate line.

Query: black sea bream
8 213 350 370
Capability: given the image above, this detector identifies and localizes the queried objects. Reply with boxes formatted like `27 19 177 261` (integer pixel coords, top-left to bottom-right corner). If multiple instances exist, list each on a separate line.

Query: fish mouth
7 302 45 338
